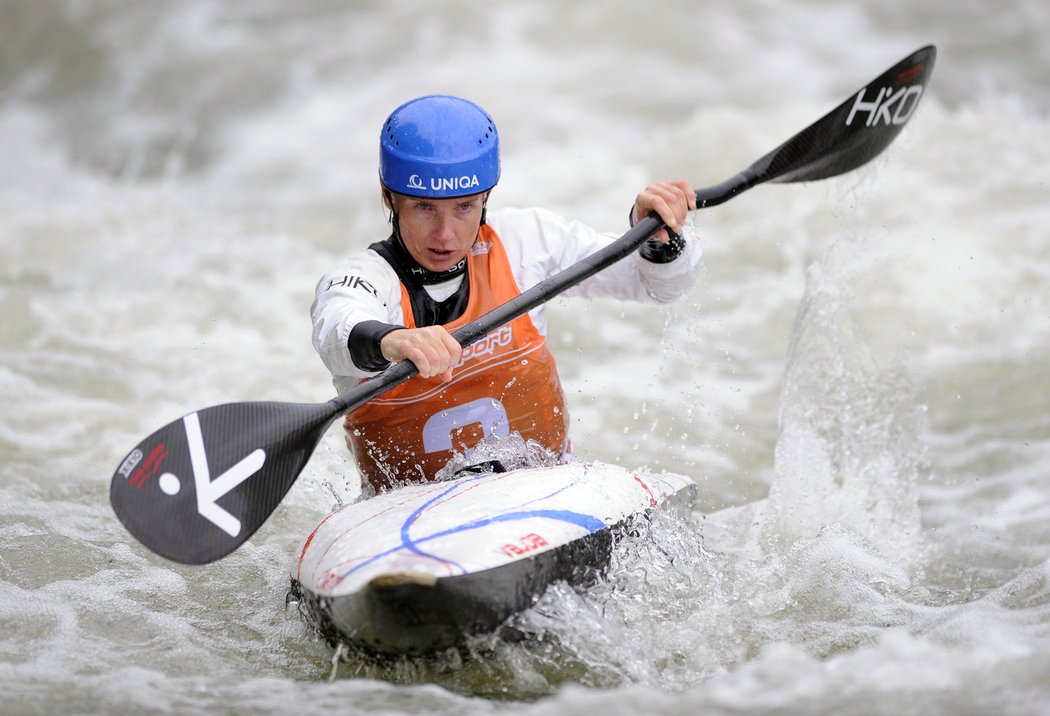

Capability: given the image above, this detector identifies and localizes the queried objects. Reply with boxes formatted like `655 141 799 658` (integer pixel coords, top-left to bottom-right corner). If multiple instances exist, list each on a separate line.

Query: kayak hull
291 462 695 654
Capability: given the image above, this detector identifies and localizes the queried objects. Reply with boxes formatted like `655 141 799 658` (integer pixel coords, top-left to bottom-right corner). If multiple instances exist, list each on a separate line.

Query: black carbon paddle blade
762 45 937 184
695 46 937 209
110 400 339 564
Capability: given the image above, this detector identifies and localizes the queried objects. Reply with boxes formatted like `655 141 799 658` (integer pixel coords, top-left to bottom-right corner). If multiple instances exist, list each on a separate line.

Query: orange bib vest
343 226 571 490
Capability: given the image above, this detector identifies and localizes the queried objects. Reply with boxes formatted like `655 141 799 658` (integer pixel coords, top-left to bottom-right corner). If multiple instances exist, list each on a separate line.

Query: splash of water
434 432 561 482
757 235 927 564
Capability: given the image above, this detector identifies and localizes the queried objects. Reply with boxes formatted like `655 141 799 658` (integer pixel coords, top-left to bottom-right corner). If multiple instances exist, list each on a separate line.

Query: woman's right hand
380 326 463 381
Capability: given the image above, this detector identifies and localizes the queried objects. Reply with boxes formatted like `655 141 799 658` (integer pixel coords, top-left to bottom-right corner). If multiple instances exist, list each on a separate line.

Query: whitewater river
2 1 1049 713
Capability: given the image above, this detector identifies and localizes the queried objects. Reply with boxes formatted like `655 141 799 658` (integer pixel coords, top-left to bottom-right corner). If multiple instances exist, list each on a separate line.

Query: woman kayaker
311 94 701 492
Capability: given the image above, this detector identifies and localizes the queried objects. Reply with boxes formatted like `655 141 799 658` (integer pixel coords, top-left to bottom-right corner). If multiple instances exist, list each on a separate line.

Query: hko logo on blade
119 443 170 491
120 413 265 538
846 62 927 128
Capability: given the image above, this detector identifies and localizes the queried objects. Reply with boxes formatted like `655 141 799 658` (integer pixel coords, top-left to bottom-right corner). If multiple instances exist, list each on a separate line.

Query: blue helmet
380 95 500 198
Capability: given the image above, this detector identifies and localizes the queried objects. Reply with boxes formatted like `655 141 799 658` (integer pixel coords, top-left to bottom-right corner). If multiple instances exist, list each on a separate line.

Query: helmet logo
428 174 481 193
403 174 482 194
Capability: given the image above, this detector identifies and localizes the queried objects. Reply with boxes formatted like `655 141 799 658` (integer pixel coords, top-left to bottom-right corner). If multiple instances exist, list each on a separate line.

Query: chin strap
383 188 404 243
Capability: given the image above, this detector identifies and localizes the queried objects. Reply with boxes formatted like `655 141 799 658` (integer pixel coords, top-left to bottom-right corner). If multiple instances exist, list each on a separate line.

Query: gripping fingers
433 328 463 382
635 180 696 238
384 327 462 380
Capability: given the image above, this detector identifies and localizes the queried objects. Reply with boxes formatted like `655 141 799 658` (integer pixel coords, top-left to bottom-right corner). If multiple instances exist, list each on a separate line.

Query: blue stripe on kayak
403 463 592 530
403 509 605 557
393 467 600 572
336 506 605 582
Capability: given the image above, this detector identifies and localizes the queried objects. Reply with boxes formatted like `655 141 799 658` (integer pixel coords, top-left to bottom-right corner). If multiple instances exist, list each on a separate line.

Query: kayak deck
290 463 696 654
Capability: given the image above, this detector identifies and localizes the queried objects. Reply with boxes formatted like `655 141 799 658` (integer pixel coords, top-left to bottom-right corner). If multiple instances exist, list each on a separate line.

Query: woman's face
388 191 487 272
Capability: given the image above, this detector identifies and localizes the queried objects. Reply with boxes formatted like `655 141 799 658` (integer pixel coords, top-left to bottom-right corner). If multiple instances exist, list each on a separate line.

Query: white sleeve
487 206 703 304
310 248 404 382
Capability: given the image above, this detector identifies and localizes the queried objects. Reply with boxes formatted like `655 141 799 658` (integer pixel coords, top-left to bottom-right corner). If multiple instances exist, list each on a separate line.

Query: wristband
630 205 686 264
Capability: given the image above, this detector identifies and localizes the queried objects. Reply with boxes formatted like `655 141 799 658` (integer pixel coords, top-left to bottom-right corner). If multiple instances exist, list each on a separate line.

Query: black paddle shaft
110 46 936 564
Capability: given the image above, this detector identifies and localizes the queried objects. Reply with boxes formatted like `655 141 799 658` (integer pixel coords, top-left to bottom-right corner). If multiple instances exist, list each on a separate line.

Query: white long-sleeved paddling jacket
311 206 703 395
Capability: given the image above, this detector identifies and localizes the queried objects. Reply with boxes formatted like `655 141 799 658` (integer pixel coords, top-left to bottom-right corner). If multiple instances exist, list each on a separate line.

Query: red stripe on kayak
632 474 657 506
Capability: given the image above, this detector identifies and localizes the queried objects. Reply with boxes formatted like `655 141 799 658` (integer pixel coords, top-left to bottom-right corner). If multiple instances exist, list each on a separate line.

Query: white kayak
290 461 695 654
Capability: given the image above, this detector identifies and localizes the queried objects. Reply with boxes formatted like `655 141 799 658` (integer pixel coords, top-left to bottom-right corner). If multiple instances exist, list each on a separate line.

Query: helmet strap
382 188 404 243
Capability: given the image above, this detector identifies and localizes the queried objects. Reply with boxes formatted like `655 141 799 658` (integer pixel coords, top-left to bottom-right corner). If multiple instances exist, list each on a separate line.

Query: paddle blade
110 400 338 564
761 45 936 184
